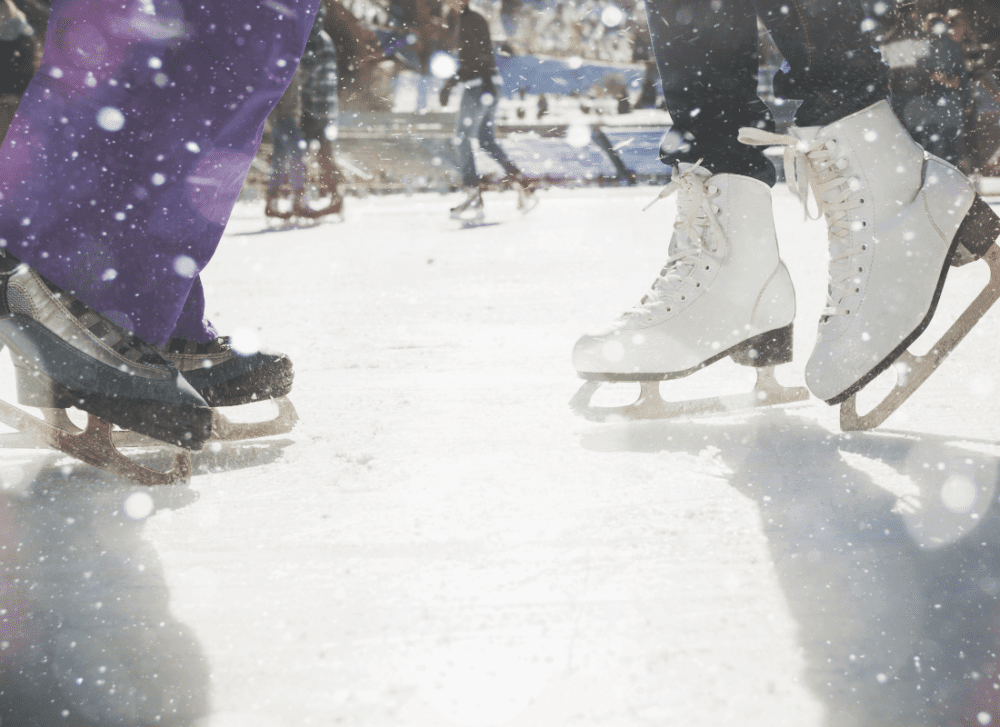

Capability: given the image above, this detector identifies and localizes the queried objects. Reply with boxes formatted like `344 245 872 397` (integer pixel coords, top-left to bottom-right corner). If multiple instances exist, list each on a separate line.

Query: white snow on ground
3 187 1000 726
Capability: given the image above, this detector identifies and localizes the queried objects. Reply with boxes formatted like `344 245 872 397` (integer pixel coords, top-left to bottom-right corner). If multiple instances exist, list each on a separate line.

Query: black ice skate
161 336 297 440
0 252 212 485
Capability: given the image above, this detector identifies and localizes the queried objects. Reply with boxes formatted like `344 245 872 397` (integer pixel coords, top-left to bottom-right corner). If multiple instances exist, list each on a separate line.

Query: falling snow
0 187 999 725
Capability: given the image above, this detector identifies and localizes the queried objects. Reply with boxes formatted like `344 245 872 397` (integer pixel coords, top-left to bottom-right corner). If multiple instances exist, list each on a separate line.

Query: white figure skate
741 100 1000 430
571 163 809 421
449 188 485 222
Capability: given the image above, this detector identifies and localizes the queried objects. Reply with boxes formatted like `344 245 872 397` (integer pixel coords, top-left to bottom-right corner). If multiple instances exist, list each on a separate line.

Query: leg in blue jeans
475 91 519 180
453 85 519 188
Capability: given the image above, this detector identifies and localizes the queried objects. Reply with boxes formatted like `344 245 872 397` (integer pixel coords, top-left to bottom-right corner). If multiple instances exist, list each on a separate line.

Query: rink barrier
241 112 672 199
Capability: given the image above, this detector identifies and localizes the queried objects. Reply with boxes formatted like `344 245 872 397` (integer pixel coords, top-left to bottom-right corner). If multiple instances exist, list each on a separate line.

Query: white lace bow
738 128 867 319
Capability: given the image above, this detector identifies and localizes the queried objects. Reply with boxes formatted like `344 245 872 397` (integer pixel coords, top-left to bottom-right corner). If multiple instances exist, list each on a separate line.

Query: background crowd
2 0 999 186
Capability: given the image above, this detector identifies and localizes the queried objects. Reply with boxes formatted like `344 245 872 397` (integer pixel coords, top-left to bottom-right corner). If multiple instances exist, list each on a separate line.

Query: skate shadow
579 411 1000 725
229 221 325 236
0 473 210 726
0 436 295 484
458 221 503 230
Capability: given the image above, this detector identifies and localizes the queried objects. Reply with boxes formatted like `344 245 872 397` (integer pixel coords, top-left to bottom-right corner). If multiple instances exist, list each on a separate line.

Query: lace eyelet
680 295 686 301
861 244 868 250
854 287 860 294
857 266 864 273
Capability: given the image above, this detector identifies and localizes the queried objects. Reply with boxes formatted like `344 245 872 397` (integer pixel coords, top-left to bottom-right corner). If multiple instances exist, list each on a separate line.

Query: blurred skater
266 65 310 220
439 0 535 221
300 0 345 218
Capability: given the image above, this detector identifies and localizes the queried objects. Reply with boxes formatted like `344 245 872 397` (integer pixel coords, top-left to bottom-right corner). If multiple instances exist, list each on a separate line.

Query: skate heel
12 357 79 408
729 324 794 367
950 195 1000 267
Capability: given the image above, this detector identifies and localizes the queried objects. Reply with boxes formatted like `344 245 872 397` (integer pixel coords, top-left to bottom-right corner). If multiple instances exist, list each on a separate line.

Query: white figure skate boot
449 187 484 222
740 100 1000 429
571 163 809 420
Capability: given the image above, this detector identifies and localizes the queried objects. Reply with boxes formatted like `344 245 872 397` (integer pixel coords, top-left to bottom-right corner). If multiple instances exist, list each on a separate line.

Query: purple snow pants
0 0 320 346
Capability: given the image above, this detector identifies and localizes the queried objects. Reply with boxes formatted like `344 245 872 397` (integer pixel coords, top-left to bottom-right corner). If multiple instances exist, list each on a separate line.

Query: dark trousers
646 0 890 184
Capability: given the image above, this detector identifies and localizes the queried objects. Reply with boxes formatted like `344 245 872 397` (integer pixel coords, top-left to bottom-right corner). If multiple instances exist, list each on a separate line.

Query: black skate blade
840 243 1000 431
0 401 191 486
210 397 298 441
110 397 298 445
570 367 809 422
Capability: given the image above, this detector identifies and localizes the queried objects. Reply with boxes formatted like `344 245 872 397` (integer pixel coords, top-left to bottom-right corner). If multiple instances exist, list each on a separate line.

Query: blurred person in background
265 5 344 223
903 11 972 166
266 65 310 220
300 0 346 218
439 0 536 221
0 0 40 143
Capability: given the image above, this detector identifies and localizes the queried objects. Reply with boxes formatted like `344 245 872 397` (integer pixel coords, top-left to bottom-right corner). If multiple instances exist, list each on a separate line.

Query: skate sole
577 324 795 383
827 194 1000 409
14 364 212 450
51 395 299 446
121 397 298 442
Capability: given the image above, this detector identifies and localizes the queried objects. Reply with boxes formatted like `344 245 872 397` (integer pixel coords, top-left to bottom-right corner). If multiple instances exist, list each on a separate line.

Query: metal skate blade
0 402 190 486
570 367 809 422
518 195 540 215
29 396 296 454
209 396 298 441
841 244 1000 431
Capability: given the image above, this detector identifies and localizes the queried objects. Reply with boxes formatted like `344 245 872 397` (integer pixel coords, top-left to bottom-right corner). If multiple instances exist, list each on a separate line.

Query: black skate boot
0 252 212 483
161 336 293 406
161 336 297 440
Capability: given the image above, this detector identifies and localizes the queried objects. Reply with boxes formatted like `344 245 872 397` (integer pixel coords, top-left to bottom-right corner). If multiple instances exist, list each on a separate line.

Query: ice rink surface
3 186 1000 726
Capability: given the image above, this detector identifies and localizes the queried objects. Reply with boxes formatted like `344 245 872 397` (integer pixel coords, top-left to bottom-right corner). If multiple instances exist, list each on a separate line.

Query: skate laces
0 252 167 366
627 162 724 319
739 128 866 320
